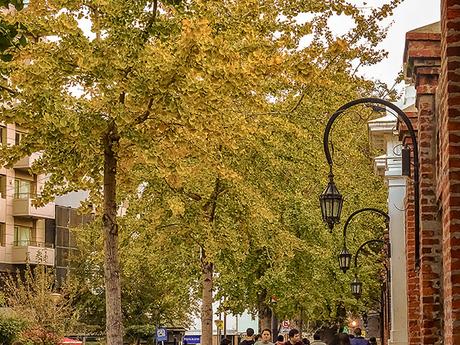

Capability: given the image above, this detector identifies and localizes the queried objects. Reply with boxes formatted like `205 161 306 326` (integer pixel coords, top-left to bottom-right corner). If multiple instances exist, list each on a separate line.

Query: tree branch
134 97 154 125
0 84 17 95
140 0 158 43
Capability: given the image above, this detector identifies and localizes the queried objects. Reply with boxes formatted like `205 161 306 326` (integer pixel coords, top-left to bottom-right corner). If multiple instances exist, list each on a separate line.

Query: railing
13 240 54 248
13 192 37 200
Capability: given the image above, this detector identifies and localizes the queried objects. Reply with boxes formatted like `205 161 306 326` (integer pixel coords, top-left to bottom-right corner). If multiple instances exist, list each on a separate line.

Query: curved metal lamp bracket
342 208 389 247
323 97 420 269
354 239 385 269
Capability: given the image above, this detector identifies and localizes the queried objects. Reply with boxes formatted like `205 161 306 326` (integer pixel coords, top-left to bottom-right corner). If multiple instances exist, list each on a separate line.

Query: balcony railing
13 152 42 170
11 242 55 266
14 192 37 200
12 195 55 219
13 240 54 248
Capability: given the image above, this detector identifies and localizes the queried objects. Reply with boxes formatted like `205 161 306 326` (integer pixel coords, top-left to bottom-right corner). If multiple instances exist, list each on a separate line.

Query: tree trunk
201 255 213 345
201 177 222 345
103 126 123 345
258 290 271 331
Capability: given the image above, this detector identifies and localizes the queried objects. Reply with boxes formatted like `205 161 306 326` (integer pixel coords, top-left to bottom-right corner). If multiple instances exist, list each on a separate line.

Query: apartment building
0 123 55 273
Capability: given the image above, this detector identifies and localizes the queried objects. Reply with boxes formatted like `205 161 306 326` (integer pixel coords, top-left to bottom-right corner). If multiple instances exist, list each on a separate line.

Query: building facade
396 2 460 344
0 123 55 272
46 205 92 284
369 97 411 345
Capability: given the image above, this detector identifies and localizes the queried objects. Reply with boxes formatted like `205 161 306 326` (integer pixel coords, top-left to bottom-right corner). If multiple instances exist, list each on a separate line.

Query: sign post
157 328 168 345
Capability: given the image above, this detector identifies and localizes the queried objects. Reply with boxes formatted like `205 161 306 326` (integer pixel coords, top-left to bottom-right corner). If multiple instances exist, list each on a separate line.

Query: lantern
351 276 362 299
319 177 343 231
339 247 352 273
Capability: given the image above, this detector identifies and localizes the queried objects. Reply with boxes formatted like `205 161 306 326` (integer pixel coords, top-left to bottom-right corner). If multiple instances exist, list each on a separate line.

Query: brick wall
403 138 421 345
415 70 443 345
439 1 460 344
403 23 442 345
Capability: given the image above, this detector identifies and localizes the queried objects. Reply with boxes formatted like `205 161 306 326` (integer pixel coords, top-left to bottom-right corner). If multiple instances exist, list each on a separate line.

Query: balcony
13 196 55 219
11 241 55 266
13 152 42 171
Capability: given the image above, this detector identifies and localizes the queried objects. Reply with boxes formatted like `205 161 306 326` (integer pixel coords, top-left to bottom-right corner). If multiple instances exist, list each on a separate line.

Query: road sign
184 335 201 344
214 320 224 330
156 328 168 342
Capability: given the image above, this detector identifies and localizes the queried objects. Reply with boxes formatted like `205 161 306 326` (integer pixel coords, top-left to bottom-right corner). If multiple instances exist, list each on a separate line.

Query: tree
0 1 401 344
68 217 199 333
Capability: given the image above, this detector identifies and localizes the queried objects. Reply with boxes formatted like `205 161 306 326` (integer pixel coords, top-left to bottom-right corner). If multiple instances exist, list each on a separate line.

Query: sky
357 0 440 88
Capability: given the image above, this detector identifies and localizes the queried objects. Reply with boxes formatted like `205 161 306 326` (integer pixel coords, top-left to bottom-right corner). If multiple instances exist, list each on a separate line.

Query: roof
404 22 441 80
407 21 441 36
403 104 417 114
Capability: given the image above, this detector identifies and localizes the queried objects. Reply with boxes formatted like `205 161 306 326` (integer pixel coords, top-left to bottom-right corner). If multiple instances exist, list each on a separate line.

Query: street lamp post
338 208 389 273
321 98 420 268
350 239 385 299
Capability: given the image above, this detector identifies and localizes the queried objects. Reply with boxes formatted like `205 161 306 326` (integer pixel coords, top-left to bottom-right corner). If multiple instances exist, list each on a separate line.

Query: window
15 131 25 145
0 175 5 198
0 223 5 246
0 126 6 145
14 225 32 246
14 179 34 199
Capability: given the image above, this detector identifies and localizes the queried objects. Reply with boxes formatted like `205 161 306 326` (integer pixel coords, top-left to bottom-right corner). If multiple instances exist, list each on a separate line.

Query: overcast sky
358 0 440 88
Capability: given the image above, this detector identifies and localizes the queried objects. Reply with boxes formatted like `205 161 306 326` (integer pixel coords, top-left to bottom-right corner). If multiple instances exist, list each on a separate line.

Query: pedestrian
221 338 231 345
350 329 368 345
240 328 255 345
285 329 302 345
311 332 326 345
275 335 285 345
255 329 274 345
302 338 310 345
368 338 376 345
329 333 351 345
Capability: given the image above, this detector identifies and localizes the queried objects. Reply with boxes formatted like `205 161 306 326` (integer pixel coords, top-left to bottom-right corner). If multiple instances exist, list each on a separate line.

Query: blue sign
184 335 201 344
156 328 168 342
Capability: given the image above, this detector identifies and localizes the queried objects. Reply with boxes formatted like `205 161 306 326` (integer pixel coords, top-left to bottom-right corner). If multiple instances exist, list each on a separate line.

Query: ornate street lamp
351 275 363 299
339 247 352 273
320 171 343 232
322 98 420 268
339 208 389 273
350 239 385 299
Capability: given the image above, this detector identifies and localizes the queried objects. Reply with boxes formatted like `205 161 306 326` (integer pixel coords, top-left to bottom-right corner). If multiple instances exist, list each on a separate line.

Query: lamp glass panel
320 197 326 220
351 280 362 296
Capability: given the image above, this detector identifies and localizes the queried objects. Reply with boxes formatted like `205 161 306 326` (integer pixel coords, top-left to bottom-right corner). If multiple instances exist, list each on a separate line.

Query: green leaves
0 0 399 331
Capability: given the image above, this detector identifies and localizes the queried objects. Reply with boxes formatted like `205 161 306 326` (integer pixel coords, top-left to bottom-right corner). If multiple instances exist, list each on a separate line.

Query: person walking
311 332 326 345
368 338 376 345
350 329 368 345
285 329 302 345
275 335 285 345
329 333 351 345
255 329 274 345
221 338 232 345
240 328 255 345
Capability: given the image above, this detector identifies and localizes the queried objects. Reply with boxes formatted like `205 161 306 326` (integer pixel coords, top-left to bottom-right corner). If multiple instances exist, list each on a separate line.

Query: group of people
237 327 378 345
